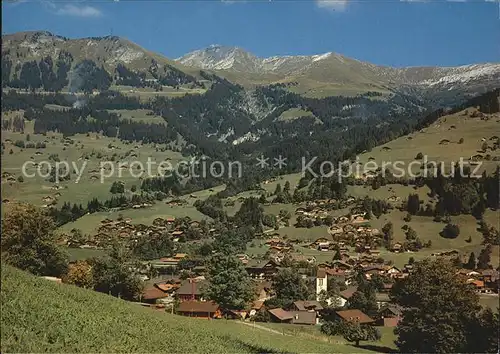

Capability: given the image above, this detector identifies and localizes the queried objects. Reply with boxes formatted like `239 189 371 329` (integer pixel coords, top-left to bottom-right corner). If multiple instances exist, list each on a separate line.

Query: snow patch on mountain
420 64 500 86
312 52 332 62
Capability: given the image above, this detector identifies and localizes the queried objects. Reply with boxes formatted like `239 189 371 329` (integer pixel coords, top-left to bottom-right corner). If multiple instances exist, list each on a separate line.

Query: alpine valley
2 31 499 177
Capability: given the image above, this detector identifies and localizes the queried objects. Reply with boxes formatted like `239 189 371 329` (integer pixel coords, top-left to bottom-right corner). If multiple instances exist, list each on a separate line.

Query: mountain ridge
2 31 499 98
177 44 500 87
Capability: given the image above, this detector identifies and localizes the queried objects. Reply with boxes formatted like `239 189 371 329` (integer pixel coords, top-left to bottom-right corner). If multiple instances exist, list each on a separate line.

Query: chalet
266 238 286 247
173 253 187 260
385 266 402 277
290 254 316 264
225 309 248 320
268 308 317 325
331 260 353 271
289 311 318 325
292 300 323 312
155 281 181 294
177 301 221 319
457 269 481 278
375 292 391 308
336 309 375 325
470 154 484 162
466 279 486 292
152 217 165 226
268 308 294 323
171 230 184 237
379 304 403 327
313 237 330 244
154 257 180 268
249 300 265 317
176 279 208 302
42 196 55 203
334 286 358 307
391 242 403 253
338 216 349 224
317 242 330 252
381 283 394 293
329 225 344 235
245 259 279 279
141 285 169 304
363 265 385 279
295 207 306 215
118 230 131 238
480 269 499 283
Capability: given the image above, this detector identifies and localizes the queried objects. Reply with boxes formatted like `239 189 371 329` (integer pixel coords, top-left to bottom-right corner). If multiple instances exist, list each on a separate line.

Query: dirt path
237 321 290 336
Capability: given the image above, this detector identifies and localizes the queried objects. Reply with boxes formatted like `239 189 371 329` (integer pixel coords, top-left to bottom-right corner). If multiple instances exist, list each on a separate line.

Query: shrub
441 223 460 239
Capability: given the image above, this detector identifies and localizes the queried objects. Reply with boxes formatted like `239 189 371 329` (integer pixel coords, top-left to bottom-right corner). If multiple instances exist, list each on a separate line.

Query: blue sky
2 0 499 67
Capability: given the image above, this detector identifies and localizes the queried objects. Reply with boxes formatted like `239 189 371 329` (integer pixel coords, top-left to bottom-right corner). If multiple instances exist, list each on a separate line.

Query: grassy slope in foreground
1 265 370 353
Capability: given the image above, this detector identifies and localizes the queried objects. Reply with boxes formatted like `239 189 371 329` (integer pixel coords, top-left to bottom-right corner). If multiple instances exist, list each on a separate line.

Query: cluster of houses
135 245 499 328
59 216 216 250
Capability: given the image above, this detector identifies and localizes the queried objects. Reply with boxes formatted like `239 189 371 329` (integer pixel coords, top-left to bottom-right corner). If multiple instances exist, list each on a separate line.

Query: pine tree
465 252 476 270
477 245 492 270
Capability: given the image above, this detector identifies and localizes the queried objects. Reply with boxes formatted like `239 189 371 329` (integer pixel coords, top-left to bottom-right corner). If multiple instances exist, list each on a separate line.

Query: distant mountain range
2 31 499 176
177 44 500 94
2 31 499 98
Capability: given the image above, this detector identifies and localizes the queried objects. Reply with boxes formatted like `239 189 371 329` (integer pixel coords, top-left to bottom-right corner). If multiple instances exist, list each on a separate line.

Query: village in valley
49 164 499 335
1 13 500 351
28 108 499 340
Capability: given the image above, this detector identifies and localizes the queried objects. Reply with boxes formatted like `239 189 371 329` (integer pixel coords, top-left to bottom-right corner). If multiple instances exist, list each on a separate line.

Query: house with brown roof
467 279 486 292
292 301 323 312
331 260 353 271
177 301 221 319
334 286 358 307
268 308 294 323
336 309 375 324
141 285 169 304
176 279 208 302
245 259 279 279
268 308 318 325
378 304 403 327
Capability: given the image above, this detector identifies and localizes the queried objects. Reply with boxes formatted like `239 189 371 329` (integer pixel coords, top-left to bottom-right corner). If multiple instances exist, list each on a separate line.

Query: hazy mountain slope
2 31 201 80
